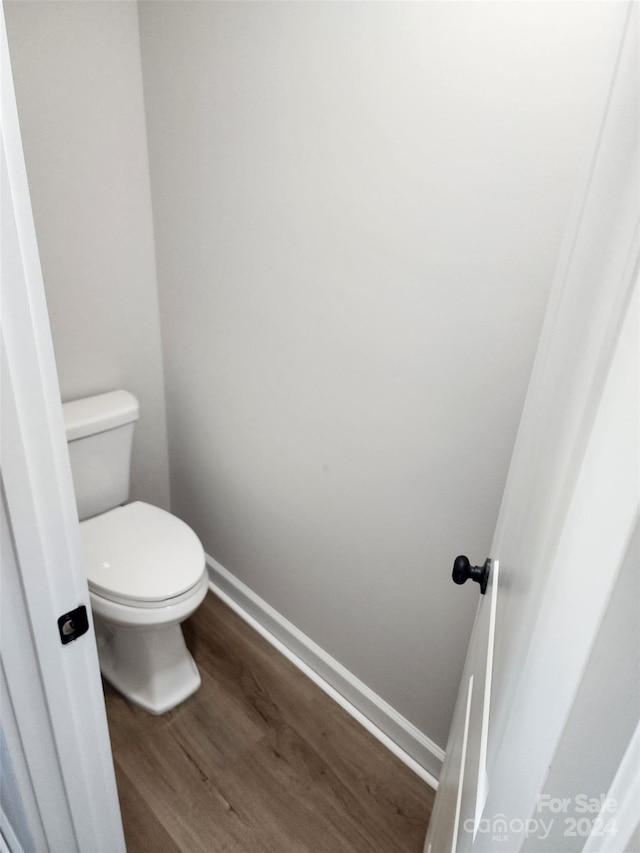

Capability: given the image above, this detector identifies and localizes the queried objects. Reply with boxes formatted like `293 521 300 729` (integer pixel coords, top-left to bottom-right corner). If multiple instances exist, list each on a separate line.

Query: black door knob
452 555 490 595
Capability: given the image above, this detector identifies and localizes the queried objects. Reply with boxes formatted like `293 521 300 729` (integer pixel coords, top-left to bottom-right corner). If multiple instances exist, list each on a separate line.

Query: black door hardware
57 605 89 645
452 555 490 595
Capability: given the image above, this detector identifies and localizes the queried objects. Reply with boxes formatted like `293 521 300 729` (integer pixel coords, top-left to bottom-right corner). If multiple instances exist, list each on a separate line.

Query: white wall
137 1 619 751
5 1 170 510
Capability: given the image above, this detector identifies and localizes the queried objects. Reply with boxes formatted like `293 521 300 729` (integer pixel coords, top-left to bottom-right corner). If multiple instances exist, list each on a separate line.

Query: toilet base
96 618 201 714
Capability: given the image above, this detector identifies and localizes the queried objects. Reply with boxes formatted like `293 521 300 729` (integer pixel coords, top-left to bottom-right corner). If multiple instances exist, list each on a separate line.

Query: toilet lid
80 501 205 604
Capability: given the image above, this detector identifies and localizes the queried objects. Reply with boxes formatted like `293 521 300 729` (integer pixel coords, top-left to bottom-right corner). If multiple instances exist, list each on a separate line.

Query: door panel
425 4 639 849
476 280 639 851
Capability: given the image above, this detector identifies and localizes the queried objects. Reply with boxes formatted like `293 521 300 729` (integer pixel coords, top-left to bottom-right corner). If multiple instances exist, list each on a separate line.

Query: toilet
63 389 209 714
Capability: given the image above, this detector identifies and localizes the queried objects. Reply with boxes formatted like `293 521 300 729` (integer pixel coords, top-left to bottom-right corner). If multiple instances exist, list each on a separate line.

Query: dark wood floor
104 592 434 852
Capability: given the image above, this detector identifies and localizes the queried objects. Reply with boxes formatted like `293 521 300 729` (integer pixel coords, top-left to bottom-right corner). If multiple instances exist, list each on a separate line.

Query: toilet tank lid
63 390 139 441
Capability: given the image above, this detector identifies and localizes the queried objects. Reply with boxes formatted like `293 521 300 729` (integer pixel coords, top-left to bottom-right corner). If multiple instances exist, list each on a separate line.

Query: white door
425 4 640 852
1 10 125 851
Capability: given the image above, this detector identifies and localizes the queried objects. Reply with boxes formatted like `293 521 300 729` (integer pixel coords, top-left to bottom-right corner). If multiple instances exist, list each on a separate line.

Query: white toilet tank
62 390 139 521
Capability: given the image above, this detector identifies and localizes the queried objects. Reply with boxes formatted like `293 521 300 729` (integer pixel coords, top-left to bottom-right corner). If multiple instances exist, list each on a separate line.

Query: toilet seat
80 501 205 607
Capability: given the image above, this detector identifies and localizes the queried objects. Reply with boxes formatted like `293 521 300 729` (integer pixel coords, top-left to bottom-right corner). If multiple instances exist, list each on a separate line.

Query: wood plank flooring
104 592 434 852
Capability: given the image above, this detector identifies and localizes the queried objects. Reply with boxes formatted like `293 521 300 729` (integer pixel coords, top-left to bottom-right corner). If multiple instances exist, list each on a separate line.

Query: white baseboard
205 555 443 788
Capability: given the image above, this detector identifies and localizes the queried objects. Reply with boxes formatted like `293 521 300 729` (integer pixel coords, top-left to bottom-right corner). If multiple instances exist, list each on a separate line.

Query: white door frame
1 8 125 851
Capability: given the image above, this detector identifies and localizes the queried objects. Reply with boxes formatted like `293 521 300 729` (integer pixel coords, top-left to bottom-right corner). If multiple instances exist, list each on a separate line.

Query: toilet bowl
80 500 208 714
62 390 208 714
